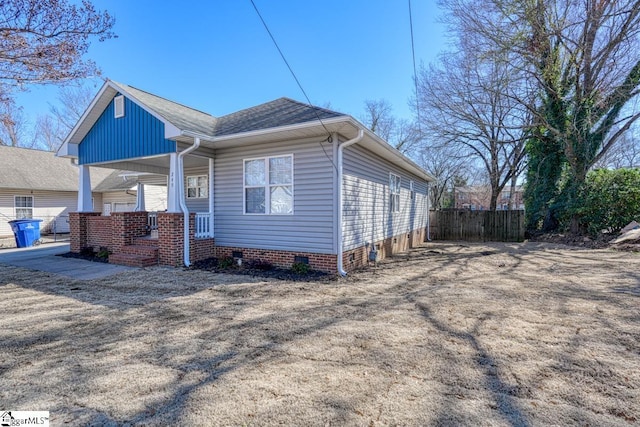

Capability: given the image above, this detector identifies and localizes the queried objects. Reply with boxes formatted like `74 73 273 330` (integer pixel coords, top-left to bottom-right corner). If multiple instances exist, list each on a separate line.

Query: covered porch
71 144 216 267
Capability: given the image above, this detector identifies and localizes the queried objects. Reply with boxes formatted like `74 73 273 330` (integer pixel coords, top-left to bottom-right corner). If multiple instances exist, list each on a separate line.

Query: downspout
426 182 432 241
178 137 201 267
337 129 364 276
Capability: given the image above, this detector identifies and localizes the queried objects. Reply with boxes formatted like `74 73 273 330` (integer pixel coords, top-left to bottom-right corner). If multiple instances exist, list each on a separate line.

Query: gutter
336 130 364 276
177 136 201 267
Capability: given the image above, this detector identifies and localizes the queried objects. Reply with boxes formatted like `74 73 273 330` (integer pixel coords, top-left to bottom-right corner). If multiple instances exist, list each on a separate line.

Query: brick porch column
69 212 101 253
110 212 148 254
158 212 184 267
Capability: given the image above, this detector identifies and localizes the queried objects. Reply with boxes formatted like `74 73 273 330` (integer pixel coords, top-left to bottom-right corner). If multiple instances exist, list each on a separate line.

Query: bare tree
0 100 29 146
416 51 529 211
32 83 96 151
360 99 422 156
34 115 63 151
0 0 115 103
50 84 95 133
393 118 421 156
419 142 473 209
593 126 640 169
361 99 395 142
440 0 640 230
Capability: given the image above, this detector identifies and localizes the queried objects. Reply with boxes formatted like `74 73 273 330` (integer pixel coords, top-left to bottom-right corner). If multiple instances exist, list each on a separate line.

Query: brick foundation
188 213 215 264
70 210 426 273
341 227 427 273
215 246 338 273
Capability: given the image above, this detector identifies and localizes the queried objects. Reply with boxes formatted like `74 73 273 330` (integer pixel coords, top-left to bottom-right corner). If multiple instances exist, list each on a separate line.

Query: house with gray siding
57 80 435 274
0 145 166 238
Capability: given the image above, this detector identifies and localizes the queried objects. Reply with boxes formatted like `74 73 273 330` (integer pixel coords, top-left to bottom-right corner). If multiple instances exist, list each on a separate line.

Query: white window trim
410 180 415 200
14 195 34 219
114 95 125 118
243 154 294 215
186 175 208 199
389 173 401 213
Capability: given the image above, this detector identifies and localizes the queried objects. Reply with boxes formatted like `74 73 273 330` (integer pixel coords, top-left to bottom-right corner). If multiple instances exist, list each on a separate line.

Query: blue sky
16 0 448 127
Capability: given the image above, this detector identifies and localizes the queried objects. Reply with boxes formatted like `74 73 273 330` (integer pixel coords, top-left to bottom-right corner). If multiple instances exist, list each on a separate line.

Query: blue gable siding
79 95 177 164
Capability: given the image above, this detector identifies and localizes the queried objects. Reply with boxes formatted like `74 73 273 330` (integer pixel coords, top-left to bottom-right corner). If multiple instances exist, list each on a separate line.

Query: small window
410 180 415 200
15 196 33 219
244 155 293 215
114 95 124 118
187 175 208 198
389 173 401 213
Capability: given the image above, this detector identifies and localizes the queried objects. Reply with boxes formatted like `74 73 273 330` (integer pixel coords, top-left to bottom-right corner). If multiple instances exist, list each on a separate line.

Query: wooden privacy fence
429 210 525 242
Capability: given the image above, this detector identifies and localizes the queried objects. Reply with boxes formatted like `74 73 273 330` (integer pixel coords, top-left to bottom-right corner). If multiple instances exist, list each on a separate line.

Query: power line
249 0 332 138
408 0 421 127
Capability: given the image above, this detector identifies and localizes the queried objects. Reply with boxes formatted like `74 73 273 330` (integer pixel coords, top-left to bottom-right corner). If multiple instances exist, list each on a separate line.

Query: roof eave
186 115 434 182
353 119 436 183
57 80 185 159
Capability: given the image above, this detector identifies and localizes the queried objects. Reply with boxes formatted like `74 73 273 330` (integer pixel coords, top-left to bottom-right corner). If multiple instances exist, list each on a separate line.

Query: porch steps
133 236 160 247
109 242 159 268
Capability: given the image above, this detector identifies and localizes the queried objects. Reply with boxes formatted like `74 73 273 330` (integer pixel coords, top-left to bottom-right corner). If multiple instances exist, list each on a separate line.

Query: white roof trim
56 80 433 182
183 116 435 182
108 80 182 138
57 79 182 158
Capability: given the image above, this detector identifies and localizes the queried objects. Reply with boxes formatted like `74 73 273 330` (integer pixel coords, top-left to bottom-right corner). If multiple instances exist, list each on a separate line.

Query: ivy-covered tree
438 0 640 231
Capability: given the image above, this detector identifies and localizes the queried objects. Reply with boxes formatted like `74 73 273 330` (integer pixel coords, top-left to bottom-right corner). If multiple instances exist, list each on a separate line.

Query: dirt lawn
1 242 639 426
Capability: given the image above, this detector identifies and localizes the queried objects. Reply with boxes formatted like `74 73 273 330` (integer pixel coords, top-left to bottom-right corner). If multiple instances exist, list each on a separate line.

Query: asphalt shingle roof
0 145 132 192
213 97 345 136
113 82 217 136
112 81 346 138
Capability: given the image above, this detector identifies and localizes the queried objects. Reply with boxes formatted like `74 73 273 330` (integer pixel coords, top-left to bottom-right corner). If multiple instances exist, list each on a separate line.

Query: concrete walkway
0 242 133 280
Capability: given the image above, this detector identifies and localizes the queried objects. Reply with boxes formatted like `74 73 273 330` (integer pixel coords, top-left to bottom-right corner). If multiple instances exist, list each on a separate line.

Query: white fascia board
208 116 352 143
164 122 183 139
57 141 79 158
57 80 114 157
339 117 436 183
108 81 187 141
62 79 188 150
188 115 434 182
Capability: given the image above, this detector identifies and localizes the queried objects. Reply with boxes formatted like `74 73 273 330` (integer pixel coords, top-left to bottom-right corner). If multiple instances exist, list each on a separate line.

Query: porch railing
147 212 158 237
195 212 213 238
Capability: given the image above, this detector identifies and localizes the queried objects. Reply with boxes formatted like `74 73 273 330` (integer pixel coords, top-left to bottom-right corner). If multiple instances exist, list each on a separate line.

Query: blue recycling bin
8 219 43 248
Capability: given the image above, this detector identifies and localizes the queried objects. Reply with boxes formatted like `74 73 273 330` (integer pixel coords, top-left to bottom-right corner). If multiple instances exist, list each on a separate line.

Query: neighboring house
454 185 525 210
57 80 435 274
0 145 166 237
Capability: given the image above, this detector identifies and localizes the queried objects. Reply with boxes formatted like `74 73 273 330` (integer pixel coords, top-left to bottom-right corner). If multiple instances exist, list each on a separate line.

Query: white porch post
167 152 181 213
77 164 93 212
135 182 146 211
209 157 214 237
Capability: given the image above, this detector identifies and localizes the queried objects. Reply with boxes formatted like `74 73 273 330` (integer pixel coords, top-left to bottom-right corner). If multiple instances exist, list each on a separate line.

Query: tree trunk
509 174 517 210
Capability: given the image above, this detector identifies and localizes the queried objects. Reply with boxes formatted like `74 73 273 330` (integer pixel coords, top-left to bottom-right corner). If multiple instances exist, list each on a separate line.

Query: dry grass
1 241 639 426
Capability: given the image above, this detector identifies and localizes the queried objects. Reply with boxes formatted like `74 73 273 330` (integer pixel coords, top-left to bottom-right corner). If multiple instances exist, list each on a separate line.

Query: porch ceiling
91 152 209 176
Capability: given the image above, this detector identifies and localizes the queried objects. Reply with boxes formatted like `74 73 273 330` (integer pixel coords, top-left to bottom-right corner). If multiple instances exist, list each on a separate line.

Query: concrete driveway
0 242 133 280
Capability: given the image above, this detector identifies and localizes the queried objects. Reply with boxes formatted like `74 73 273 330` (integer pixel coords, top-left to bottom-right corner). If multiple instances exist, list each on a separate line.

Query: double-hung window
15 196 33 219
187 175 208 198
244 155 293 214
389 173 401 213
